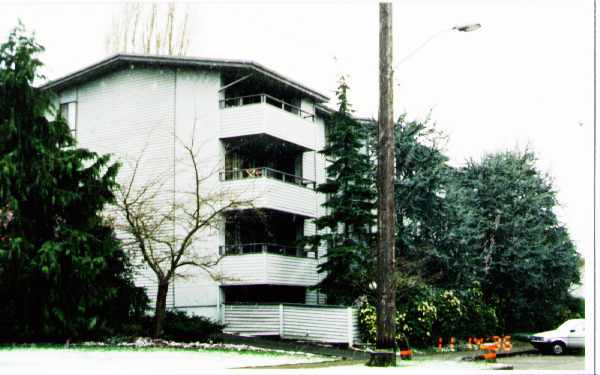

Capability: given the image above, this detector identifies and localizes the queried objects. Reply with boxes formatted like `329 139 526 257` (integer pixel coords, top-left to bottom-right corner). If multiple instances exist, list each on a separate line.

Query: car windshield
557 320 583 331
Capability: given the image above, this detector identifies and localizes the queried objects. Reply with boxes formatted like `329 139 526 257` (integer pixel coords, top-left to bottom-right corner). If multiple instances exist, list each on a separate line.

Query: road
496 352 585 371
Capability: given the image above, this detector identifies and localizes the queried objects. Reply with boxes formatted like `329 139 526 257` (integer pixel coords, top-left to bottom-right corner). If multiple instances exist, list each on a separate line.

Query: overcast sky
0 1 594 265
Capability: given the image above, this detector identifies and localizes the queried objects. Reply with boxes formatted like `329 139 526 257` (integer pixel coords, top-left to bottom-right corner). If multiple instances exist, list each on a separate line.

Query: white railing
219 243 307 258
219 94 315 122
219 167 316 189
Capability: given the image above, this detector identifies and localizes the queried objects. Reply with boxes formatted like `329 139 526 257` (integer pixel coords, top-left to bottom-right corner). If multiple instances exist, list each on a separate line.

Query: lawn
0 345 332 375
0 336 583 374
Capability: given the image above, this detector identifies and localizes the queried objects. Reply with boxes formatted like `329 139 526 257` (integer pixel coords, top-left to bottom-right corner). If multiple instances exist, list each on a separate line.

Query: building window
59 103 69 123
58 102 77 136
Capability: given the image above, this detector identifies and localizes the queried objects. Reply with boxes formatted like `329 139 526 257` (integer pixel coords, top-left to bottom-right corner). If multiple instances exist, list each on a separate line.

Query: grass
0 343 319 357
238 359 365 369
221 334 368 360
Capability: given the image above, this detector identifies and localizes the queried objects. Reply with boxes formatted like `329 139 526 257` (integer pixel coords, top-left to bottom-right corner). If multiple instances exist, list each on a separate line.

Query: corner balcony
218 244 318 286
219 94 316 151
219 167 318 218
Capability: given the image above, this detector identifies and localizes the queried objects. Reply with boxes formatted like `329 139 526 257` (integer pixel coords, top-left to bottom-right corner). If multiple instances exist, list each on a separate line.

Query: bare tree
115 138 252 338
106 2 193 56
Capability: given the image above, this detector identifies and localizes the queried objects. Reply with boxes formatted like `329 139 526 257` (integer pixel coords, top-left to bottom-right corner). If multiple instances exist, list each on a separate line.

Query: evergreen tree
442 150 581 331
385 115 452 301
308 77 377 305
392 115 449 269
0 24 147 341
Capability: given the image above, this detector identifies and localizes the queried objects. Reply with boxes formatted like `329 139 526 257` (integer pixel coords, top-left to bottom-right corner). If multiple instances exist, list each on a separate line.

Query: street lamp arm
395 27 452 67
395 23 481 67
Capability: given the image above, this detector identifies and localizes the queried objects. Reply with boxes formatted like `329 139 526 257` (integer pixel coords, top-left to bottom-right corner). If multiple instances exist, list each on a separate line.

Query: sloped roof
41 53 329 102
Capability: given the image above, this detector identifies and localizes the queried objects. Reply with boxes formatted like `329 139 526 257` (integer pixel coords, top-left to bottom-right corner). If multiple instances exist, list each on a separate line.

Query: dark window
59 102 76 135
223 285 306 304
59 103 69 122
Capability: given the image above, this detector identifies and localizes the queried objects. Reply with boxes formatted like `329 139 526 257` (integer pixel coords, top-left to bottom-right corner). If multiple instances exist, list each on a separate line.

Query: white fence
222 303 360 346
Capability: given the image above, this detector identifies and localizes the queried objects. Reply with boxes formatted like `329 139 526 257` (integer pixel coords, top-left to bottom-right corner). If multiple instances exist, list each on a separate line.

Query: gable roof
40 53 329 103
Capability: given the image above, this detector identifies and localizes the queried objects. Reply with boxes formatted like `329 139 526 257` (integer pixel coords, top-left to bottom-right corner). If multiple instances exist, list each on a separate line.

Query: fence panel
222 303 360 345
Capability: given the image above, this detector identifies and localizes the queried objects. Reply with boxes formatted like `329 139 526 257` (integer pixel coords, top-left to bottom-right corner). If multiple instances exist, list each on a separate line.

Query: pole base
367 351 397 367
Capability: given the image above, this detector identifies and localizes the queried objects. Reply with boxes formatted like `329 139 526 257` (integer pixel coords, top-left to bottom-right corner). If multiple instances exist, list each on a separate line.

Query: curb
461 349 539 361
491 364 515 370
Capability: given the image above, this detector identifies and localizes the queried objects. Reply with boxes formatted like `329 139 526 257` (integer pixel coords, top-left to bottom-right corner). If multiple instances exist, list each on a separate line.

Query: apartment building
43 54 360 344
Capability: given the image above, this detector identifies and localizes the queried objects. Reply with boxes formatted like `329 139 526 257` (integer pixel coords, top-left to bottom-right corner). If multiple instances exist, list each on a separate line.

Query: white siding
175 306 220 321
59 88 77 103
74 66 176 308
265 255 318 285
220 103 316 150
305 289 318 305
314 115 327 186
302 151 316 181
300 98 315 116
220 178 318 218
220 253 317 286
223 304 280 336
170 68 224 316
219 253 266 284
311 114 329 304
304 220 327 304
72 66 226 318
62 63 330 326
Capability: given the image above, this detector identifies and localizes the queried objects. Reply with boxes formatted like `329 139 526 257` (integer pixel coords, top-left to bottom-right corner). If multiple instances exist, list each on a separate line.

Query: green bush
357 283 500 348
431 289 463 339
357 289 438 348
161 311 225 342
554 295 584 325
454 283 499 337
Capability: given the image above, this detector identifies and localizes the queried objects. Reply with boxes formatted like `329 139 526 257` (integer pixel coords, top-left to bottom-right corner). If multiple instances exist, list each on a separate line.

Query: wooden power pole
376 1 396 353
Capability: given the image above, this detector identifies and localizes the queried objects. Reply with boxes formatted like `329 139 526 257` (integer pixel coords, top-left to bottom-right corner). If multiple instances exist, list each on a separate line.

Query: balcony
219 243 310 258
220 167 315 189
219 94 316 151
218 252 318 286
219 167 318 217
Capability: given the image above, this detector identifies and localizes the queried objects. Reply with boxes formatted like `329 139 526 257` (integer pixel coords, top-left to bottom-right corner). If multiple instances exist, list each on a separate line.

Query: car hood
534 330 560 339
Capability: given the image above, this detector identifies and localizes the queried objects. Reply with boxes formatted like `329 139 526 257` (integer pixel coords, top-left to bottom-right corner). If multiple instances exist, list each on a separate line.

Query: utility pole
376 1 396 354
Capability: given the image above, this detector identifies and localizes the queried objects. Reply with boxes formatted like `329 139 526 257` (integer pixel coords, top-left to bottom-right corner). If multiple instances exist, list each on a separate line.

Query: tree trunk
376 2 397 352
153 280 169 338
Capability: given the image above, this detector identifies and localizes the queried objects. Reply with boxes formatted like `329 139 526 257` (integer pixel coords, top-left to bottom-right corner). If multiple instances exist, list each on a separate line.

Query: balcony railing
219 167 316 189
219 94 315 122
219 243 309 258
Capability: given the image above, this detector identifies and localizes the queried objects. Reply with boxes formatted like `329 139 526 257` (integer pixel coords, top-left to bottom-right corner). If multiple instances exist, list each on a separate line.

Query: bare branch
106 2 194 56
114 129 255 336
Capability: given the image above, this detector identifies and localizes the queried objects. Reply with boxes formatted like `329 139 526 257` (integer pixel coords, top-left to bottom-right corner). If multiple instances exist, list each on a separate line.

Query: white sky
0 0 594 263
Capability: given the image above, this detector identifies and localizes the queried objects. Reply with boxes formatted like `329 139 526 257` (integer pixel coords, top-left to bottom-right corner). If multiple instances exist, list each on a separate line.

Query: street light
396 23 482 67
453 23 482 32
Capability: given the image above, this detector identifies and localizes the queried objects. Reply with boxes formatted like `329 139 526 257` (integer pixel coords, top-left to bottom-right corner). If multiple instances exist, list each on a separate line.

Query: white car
530 319 585 355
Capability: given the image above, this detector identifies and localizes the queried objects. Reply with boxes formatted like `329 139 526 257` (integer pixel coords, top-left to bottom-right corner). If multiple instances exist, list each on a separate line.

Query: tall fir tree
308 77 377 305
0 24 147 341
441 150 581 331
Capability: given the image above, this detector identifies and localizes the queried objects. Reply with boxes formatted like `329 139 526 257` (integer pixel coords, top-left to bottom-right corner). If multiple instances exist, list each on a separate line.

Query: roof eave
40 54 329 103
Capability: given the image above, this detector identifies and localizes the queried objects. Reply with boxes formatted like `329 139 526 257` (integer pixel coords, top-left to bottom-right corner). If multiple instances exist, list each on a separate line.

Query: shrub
431 289 463 339
357 283 500 348
455 283 499 337
555 295 584 324
161 311 225 342
357 289 438 348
